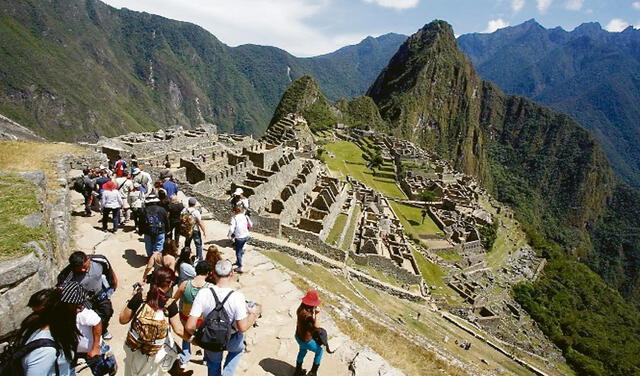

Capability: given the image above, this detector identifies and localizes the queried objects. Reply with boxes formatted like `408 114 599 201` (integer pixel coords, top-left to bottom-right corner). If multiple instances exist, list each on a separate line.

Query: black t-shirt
127 291 179 318
140 204 168 234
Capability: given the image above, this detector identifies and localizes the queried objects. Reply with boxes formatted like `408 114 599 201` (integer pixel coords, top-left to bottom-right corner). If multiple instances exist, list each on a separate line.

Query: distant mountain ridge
0 0 406 141
458 19 640 188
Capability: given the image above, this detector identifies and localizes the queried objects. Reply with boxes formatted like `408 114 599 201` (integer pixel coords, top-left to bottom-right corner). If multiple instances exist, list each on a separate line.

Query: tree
419 189 439 202
367 151 384 177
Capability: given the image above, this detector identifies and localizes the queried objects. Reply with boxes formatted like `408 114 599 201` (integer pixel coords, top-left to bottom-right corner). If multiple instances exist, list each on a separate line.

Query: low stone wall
250 238 425 302
282 225 346 261
0 154 79 338
349 252 422 285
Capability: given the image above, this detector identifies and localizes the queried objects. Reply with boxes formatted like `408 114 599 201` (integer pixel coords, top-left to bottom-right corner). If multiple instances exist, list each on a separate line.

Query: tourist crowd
2 156 328 376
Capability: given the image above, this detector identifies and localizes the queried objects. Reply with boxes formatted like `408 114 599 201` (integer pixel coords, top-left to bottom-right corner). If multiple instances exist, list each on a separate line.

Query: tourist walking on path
185 259 261 376
177 247 196 285
115 173 133 224
159 161 173 181
227 206 251 274
173 261 213 366
131 167 152 197
80 169 96 217
100 180 123 233
294 290 324 376
141 194 168 257
163 176 179 198
229 188 249 215
119 267 192 376
128 183 145 233
185 197 207 262
167 195 185 245
17 286 79 375
113 155 128 178
142 239 179 284
57 251 118 341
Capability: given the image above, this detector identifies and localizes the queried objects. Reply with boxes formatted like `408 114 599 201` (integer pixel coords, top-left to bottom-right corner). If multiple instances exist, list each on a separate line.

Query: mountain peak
572 22 603 35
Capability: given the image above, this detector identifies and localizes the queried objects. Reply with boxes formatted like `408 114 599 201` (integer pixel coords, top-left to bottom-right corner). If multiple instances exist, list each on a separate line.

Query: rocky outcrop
349 347 404 376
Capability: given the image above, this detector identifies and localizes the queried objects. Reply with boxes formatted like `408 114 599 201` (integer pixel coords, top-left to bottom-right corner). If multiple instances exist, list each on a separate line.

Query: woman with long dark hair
120 267 191 376
176 247 195 285
19 283 82 375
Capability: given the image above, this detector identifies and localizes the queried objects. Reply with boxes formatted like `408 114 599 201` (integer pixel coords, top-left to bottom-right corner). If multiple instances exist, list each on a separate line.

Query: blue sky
101 0 640 56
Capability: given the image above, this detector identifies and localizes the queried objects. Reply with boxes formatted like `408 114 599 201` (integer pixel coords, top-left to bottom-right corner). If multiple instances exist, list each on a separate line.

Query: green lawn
324 141 406 199
411 249 459 302
341 204 361 250
326 213 348 246
390 201 443 240
0 173 49 260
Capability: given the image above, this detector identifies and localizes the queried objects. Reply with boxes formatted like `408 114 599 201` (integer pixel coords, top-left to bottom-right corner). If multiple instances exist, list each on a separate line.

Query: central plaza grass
326 213 348 246
323 140 406 199
390 201 442 239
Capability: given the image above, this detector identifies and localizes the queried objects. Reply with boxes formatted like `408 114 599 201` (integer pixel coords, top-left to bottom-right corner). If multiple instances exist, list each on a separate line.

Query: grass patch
324 140 405 199
0 141 86 172
412 249 459 303
390 201 443 240
0 173 49 260
326 213 348 246
436 249 462 262
341 204 361 250
347 257 420 292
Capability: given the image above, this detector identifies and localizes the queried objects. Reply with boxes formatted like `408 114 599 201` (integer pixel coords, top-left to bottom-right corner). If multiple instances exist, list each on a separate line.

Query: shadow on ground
123 248 147 268
259 358 295 376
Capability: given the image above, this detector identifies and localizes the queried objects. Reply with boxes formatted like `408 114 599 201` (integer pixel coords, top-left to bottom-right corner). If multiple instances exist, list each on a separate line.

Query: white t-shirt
189 286 248 331
76 308 101 353
188 207 202 231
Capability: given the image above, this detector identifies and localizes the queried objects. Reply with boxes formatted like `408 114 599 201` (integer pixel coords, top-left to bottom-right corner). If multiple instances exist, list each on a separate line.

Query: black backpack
0 338 60 376
195 289 234 352
72 176 85 193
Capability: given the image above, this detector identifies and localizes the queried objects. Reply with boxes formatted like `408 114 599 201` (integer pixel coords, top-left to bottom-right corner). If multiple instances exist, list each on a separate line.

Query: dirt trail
70 194 353 376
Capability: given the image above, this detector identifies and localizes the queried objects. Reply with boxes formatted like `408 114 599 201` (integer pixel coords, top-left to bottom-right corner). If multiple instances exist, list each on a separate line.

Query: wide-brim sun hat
301 290 321 307
233 187 244 196
145 194 160 203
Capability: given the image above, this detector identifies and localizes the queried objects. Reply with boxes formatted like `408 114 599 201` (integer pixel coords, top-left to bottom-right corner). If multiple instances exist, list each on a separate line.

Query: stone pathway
70 200 355 375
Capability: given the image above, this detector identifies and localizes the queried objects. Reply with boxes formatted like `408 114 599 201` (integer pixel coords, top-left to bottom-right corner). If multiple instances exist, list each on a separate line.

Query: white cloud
484 18 509 33
565 0 583 11
605 18 630 31
100 0 370 56
633 1 640 9
537 0 553 12
512 0 525 13
362 0 420 10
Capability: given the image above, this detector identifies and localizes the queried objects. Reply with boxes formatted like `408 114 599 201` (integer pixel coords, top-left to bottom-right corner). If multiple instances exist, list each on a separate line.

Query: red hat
301 290 321 307
103 180 117 191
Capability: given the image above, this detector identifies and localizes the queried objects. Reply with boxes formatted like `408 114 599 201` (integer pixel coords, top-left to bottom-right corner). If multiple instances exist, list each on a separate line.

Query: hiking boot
307 363 320 376
293 362 306 376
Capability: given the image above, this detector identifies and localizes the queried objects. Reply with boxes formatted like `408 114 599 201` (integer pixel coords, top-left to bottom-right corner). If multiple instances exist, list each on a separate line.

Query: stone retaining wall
282 225 346 261
0 154 80 338
349 252 422 285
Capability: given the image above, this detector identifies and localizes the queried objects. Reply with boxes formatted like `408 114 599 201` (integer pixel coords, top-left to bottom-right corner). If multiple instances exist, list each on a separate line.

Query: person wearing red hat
294 290 323 376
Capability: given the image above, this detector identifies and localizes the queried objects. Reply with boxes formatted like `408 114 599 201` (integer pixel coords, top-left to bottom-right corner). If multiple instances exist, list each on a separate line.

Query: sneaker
102 332 113 341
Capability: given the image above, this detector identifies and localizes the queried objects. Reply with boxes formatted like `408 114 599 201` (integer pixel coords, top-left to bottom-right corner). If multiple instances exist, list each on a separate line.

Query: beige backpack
125 303 169 356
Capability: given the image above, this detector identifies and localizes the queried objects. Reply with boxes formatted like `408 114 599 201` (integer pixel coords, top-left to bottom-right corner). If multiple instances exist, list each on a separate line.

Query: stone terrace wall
349 252 422 285
276 160 322 226
282 225 346 261
0 154 81 338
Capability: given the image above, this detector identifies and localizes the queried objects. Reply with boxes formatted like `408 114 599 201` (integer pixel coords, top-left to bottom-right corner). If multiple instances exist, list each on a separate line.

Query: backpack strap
15 338 60 375
210 288 234 311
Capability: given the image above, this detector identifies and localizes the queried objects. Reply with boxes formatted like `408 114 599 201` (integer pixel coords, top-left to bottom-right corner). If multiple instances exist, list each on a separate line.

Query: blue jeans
180 339 191 365
233 237 249 271
186 231 203 261
102 208 120 231
205 332 244 376
295 336 323 365
144 233 165 257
